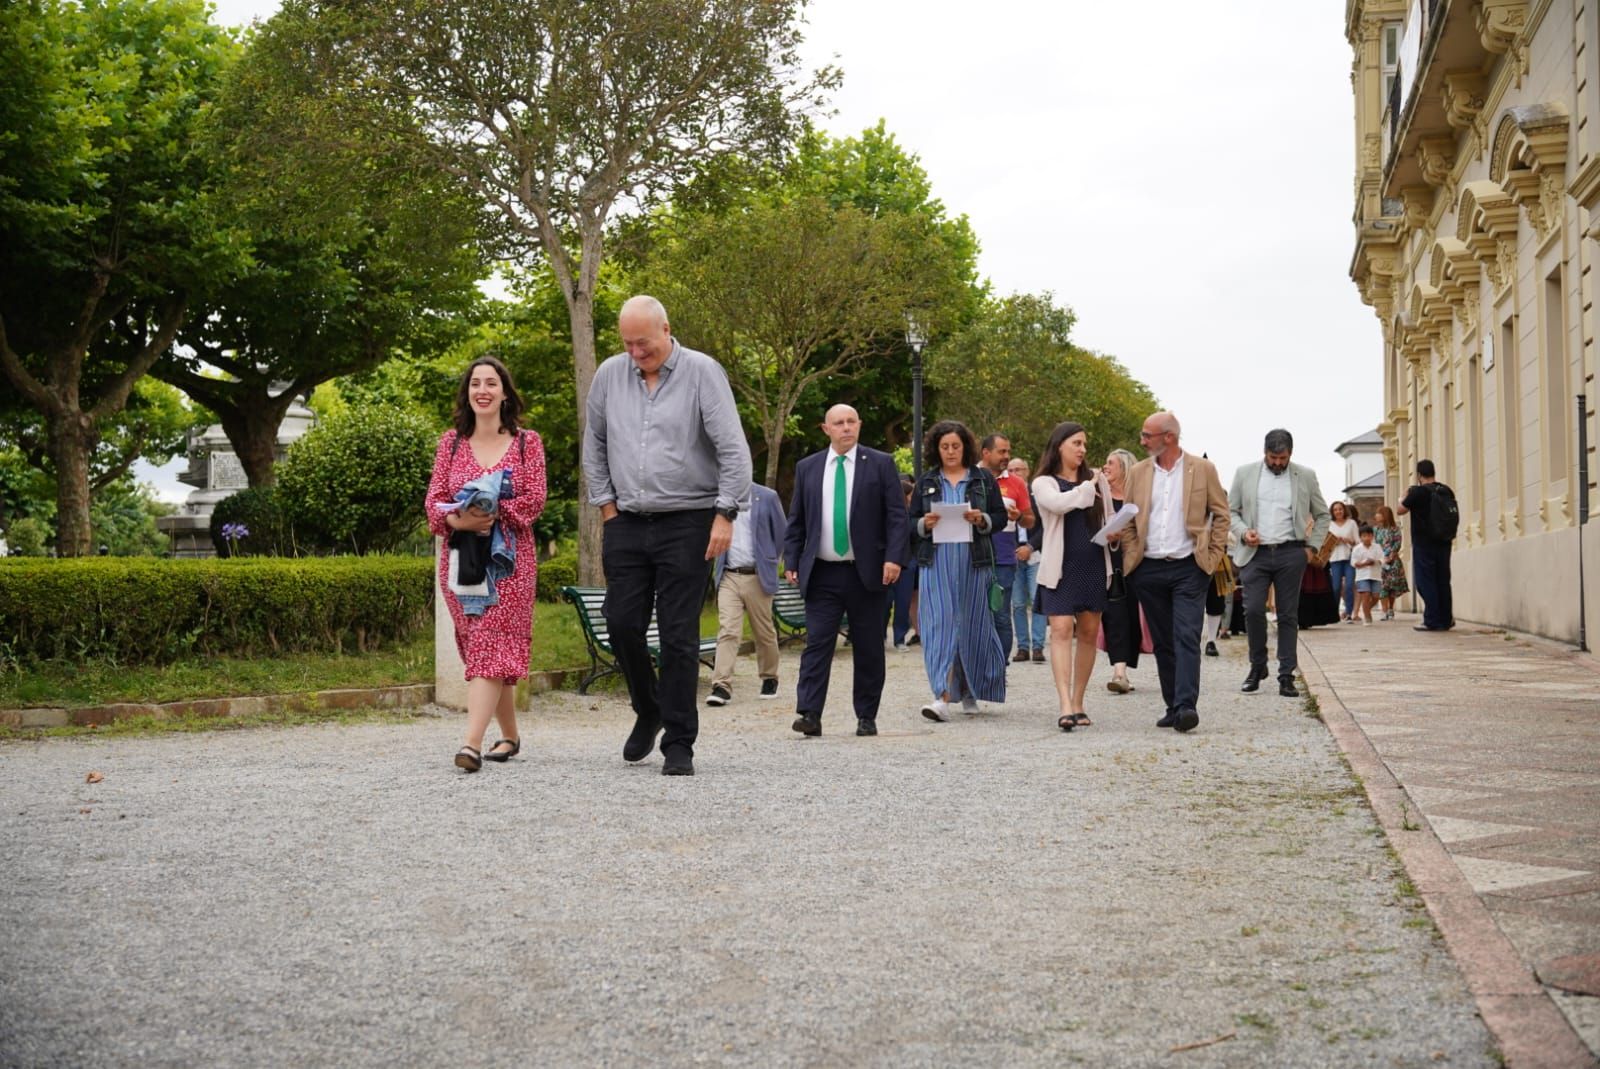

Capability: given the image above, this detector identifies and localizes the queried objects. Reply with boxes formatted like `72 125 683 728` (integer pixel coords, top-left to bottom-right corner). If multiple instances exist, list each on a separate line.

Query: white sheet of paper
931 502 973 544
1091 502 1139 547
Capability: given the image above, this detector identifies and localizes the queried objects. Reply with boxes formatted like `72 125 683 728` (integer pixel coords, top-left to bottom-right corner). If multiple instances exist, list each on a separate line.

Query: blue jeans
1327 559 1355 617
889 566 916 645
991 563 1016 658
1011 556 1045 651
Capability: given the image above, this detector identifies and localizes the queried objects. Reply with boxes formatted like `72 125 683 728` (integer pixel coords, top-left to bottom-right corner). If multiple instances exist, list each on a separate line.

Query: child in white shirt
1350 525 1385 625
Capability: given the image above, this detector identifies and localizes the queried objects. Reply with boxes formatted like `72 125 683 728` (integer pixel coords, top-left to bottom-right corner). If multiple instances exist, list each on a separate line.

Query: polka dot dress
426 430 547 682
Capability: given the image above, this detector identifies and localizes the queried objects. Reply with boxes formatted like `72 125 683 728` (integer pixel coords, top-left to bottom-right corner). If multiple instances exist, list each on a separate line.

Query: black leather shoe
1174 708 1199 733
1241 669 1265 693
662 750 694 776
856 718 877 736
792 713 822 737
1155 711 1179 728
623 715 661 763
1205 640 1219 657
1278 677 1298 697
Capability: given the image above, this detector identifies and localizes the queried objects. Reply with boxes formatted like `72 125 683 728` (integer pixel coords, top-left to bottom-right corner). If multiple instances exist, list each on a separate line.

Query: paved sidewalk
2 637 1494 1067
1300 614 1600 1069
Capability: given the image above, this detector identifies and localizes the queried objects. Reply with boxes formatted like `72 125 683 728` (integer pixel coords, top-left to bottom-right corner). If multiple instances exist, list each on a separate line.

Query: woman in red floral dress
425 356 547 772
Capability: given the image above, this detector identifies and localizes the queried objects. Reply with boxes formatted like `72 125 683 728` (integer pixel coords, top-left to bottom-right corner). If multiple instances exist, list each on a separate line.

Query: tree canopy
0 0 241 555
926 293 1159 468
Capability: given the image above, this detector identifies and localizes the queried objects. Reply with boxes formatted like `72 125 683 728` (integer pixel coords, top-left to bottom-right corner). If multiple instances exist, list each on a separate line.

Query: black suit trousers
796 560 888 721
601 509 713 756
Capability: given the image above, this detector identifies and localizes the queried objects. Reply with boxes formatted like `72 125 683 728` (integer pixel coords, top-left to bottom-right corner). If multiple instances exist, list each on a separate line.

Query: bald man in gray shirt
583 295 752 777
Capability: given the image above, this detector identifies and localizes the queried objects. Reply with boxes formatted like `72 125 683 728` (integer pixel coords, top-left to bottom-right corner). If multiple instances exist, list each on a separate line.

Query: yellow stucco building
1348 0 1600 642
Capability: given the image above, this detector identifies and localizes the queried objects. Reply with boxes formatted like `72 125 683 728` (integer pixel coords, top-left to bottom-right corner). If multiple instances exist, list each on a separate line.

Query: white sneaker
920 701 949 723
960 695 980 715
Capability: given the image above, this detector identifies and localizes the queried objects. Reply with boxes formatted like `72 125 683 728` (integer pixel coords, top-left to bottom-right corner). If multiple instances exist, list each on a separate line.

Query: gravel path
1 637 1494 1067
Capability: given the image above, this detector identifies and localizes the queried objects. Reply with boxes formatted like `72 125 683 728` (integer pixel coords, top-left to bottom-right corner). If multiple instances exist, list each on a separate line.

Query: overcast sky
146 0 1380 503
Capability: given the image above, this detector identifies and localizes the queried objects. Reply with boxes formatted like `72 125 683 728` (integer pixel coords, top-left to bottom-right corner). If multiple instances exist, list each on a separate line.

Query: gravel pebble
0 639 1494 1067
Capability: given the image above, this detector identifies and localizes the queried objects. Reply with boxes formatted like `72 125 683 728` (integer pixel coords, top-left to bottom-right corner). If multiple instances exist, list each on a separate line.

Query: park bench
560 586 718 695
771 579 853 647
772 580 808 645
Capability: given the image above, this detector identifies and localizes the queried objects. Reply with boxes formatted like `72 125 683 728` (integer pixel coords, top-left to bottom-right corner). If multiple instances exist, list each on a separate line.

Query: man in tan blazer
1119 411 1230 733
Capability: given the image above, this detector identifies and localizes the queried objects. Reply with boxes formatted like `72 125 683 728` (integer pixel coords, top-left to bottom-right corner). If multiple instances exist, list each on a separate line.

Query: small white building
1335 428 1388 520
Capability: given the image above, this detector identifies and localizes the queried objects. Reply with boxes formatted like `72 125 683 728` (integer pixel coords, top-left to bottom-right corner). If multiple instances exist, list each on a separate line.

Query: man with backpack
1397 459 1457 631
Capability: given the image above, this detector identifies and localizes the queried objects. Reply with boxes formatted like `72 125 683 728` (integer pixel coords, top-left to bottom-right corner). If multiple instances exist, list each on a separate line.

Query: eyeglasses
1138 430 1167 441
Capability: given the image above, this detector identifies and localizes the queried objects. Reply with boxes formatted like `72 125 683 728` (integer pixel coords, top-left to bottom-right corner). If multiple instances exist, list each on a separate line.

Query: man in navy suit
784 404 910 737
707 483 787 706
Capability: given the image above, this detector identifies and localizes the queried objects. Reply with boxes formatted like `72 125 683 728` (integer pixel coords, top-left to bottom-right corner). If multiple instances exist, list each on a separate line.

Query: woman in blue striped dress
909 421 1011 721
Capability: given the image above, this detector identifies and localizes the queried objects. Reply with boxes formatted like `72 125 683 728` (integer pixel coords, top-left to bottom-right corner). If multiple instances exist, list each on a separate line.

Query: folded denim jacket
448 470 516 616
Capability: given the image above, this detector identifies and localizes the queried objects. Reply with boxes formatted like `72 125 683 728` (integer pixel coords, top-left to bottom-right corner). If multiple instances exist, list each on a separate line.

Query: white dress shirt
817 447 857 562
1256 465 1296 544
1145 453 1196 560
725 509 756 568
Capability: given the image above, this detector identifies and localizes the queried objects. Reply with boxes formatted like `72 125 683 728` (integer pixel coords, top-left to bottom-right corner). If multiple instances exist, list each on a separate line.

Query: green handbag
988 570 1007 613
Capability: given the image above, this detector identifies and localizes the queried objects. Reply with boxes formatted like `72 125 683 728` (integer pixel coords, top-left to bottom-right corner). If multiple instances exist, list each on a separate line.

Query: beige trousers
711 570 779 688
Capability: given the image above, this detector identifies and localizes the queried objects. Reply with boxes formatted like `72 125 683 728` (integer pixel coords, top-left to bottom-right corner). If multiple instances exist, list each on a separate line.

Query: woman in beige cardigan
1031 422 1116 731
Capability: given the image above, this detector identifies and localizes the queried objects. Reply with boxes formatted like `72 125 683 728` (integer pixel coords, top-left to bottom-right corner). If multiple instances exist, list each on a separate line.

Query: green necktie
833 454 850 556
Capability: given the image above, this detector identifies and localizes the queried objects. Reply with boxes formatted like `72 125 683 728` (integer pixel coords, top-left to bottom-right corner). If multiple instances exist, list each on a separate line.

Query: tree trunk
49 410 97 557
213 388 299 488
763 422 784 489
568 287 602 585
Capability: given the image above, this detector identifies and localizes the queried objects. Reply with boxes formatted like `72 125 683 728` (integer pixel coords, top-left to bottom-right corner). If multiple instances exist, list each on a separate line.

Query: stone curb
1297 639 1599 1069
0 683 436 730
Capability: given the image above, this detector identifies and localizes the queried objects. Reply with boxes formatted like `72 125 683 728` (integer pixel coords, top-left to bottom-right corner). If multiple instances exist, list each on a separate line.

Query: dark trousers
1241 542 1308 679
1412 540 1454 628
888 567 915 645
601 509 713 757
991 563 1016 658
1134 556 1210 715
797 560 888 721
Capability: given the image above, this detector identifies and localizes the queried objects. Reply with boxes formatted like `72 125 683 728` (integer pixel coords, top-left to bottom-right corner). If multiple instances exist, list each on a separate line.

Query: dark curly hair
1038 421 1092 483
923 420 977 471
452 356 523 438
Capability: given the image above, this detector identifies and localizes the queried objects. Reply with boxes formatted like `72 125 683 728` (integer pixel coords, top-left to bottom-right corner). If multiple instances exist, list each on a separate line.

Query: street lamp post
906 314 926 479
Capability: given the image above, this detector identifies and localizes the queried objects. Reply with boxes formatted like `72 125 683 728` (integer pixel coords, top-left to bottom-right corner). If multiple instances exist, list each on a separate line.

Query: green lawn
1 604 725 709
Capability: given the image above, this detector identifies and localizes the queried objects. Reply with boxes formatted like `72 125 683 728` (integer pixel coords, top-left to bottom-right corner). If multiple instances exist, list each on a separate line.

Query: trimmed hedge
0 556 433 666
535 552 576 602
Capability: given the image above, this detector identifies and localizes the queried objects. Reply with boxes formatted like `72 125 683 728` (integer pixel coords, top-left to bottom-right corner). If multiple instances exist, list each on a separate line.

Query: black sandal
1070 712 1093 728
454 745 482 772
1057 714 1075 733
484 737 520 762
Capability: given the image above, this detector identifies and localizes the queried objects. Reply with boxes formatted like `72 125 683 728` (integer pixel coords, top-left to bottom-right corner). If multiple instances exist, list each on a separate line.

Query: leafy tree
641 194 963 485
632 124 981 486
927 293 1160 466
153 28 486 488
275 406 435 555
2 378 203 503
6 517 48 558
250 0 837 580
90 481 174 557
0 0 242 555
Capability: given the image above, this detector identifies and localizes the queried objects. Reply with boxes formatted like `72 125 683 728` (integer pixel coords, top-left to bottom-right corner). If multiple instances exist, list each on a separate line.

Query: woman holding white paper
1032 422 1115 731
908 421 1010 722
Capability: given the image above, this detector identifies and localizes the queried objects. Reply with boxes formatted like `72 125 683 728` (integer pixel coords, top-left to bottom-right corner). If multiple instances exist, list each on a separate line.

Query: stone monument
157 392 316 557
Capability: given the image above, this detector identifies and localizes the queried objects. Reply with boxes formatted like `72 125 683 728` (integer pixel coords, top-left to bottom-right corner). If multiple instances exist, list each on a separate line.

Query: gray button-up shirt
582 340 752 514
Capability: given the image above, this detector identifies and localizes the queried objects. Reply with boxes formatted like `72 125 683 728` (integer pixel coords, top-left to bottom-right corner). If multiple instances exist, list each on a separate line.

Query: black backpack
1426 484 1459 543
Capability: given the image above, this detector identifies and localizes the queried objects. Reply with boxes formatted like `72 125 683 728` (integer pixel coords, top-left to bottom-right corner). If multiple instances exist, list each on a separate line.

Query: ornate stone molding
1475 0 1529 57
1443 71 1488 133
1455 179 1519 292
1419 137 1458 188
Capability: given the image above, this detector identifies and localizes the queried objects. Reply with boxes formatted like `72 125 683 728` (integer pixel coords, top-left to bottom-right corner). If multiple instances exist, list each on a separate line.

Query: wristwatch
715 505 738 521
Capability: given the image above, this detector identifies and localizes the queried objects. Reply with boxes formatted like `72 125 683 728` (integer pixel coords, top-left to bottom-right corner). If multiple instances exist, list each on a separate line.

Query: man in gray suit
708 483 787 706
1228 428 1330 698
